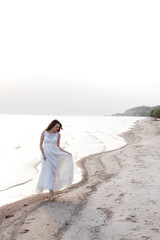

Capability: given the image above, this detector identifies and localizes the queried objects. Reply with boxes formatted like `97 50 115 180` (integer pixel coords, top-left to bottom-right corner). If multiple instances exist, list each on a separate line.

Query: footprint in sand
20 229 29 234
5 215 14 219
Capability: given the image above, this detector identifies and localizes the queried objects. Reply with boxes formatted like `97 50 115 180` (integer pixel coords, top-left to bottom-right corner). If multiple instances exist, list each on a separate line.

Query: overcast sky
0 0 160 115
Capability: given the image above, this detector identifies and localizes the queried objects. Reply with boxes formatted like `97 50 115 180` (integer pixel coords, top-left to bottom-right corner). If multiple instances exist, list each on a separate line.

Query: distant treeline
112 105 160 118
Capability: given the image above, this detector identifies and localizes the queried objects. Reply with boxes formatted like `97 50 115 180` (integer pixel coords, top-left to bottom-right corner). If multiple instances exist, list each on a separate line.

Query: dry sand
0 118 160 240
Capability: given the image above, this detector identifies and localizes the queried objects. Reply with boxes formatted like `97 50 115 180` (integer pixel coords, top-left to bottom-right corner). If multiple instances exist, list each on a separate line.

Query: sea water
0 114 144 206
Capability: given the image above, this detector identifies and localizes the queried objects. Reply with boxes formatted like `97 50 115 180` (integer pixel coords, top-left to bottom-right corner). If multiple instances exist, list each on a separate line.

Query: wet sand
0 118 160 240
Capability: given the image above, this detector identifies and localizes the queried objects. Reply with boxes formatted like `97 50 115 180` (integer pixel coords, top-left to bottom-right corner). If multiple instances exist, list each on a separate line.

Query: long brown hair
45 119 63 132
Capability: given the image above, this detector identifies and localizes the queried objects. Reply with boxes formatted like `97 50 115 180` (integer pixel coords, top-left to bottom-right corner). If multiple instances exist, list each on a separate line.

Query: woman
36 119 73 200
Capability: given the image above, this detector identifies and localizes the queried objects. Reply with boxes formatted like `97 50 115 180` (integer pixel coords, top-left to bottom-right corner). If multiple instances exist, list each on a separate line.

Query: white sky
0 0 160 115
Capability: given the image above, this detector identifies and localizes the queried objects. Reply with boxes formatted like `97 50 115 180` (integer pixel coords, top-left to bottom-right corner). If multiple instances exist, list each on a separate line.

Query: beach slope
0 118 160 240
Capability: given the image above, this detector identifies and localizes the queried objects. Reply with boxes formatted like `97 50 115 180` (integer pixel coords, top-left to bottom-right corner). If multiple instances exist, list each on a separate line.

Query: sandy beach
0 117 160 240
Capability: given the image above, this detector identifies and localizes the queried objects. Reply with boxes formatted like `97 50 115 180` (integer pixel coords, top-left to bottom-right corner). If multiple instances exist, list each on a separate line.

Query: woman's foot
49 190 54 201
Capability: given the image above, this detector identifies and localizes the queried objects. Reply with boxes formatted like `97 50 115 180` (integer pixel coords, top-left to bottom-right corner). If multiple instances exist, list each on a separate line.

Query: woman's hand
59 147 72 156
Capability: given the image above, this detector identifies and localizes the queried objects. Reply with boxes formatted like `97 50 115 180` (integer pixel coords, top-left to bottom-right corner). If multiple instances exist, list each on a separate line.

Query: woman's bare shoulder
41 130 46 136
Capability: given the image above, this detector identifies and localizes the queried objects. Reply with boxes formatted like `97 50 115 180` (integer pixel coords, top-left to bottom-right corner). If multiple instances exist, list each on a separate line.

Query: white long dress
36 130 73 193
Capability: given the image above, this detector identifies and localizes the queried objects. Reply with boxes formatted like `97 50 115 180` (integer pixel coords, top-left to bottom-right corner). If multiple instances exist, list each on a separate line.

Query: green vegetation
150 107 160 118
113 105 160 117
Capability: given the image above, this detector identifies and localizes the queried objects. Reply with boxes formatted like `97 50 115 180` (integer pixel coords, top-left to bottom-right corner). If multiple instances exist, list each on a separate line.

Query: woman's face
52 123 60 132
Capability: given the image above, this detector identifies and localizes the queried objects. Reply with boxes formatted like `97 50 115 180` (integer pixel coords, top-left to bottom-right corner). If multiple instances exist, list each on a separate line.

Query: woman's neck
49 130 57 134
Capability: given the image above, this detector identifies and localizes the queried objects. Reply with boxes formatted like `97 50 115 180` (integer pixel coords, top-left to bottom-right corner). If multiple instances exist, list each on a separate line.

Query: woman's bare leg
49 190 54 200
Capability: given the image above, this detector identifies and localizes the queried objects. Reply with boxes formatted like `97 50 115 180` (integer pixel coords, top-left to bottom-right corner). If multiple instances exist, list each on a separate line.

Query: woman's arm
40 131 46 160
57 133 72 156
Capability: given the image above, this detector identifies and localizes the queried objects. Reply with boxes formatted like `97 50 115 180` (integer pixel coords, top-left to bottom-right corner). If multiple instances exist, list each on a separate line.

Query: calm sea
0 114 144 206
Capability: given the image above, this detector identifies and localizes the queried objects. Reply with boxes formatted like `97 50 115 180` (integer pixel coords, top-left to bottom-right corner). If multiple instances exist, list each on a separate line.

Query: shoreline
0 117 138 207
0 117 137 207
1 118 160 239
